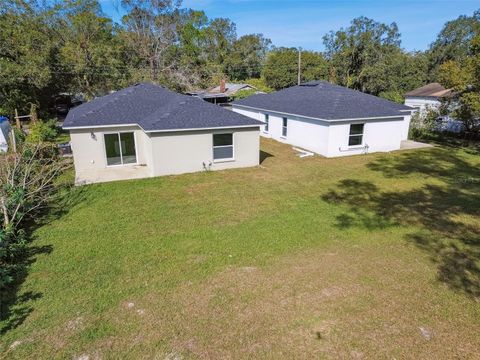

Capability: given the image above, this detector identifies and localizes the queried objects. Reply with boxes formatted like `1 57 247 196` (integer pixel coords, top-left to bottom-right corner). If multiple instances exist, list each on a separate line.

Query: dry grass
1 138 479 359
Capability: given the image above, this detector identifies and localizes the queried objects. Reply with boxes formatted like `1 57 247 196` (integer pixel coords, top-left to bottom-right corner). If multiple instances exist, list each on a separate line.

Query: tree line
1 1 479 117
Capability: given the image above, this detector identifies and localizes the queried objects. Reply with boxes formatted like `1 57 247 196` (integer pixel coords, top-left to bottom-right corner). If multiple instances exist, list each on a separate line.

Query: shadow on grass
260 150 274 165
322 147 480 299
0 185 87 335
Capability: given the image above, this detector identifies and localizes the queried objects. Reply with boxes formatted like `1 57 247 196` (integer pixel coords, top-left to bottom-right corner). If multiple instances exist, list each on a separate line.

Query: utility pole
298 48 302 85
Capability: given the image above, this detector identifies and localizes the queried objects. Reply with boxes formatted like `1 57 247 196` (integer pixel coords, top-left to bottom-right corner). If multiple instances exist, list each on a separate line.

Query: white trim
103 131 138 167
64 124 260 132
232 104 409 122
212 133 235 162
147 125 259 133
64 123 141 130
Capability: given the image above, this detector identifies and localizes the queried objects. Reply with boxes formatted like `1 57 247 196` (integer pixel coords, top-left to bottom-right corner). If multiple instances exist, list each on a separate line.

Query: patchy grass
1 138 479 359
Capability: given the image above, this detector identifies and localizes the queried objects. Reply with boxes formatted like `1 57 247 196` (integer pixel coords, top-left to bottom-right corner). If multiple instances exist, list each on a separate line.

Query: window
264 114 269 132
348 124 364 146
282 117 288 137
213 133 234 161
104 132 137 166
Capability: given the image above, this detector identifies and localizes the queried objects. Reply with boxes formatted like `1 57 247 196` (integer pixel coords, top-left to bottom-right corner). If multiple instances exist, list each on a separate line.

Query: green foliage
263 48 328 90
224 34 271 80
0 143 70 289
243 78 273 93
378 90 404 104
27 120 58 143
438 33 480 133
428 9 480 77
232 89 257 100
409 108 440 139
323 16 401 94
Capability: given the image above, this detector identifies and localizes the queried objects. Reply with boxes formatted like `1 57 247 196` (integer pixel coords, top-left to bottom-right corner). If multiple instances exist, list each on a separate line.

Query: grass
1 138 479 359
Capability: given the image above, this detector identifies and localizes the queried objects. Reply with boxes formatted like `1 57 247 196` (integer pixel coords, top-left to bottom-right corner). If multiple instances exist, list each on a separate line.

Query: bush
27 119 58 143
409 107 439 140
0 143 70 289
232 89 257 100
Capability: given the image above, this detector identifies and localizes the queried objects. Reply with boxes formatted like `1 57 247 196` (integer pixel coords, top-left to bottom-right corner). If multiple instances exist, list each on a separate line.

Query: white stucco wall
70 126 153 184
327 118 406 157
233 106 410 158
149 128 260 176
69 125 260 184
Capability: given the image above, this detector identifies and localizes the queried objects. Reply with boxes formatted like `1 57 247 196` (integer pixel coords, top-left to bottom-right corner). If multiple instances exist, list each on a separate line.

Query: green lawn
1 138 479 359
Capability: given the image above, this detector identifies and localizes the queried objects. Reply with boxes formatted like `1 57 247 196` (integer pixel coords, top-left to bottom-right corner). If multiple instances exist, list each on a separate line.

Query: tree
224 34 271 80
0 143 70 288
120 0 182 82
56 0 124 99
438 35 480 133
429 9 480 77
323 16 401 94
0 1 60 115
262 48 328 90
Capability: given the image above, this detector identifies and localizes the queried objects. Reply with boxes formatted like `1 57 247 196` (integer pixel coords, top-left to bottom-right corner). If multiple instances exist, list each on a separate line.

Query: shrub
27 119 58 143
0 143 70 289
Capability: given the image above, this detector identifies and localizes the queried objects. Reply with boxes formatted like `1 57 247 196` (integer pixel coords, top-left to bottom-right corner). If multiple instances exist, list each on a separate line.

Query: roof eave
232 103 410 122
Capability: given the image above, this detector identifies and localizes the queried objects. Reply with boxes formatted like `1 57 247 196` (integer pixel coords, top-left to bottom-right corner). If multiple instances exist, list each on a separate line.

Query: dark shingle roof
405 82 452 98
63 83 262 131
233 81 413 120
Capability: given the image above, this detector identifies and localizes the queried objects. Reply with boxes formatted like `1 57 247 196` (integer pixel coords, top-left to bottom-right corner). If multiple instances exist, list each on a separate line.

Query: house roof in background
210 83 257 95
188 83 258 99
405 83 453 98
63 83 263 131
233 81 412 121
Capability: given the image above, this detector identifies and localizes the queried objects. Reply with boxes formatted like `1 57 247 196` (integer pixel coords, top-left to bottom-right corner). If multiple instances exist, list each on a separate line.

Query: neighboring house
187 80 259 105
0 116 11 153
404 83 452 112
405 83 464 133
232 81 414 158
63 83 263 185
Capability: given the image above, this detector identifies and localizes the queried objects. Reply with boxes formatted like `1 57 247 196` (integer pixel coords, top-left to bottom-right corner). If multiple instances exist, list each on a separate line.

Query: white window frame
264 114 269 133
281 117 288 138
212 133 235 163
348 123 365 147
103 131 138 167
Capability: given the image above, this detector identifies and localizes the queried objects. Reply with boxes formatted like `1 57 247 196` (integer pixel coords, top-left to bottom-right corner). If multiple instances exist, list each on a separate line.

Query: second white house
232 81 414 157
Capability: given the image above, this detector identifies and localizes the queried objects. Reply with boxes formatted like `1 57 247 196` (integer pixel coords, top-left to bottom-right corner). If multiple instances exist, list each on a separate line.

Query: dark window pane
283 117 287 127
105 134 122 166
213 133 233 146
120 132 137 164
213 145 233 159
264 114 269 131
349 124 364 135
348 135 363 146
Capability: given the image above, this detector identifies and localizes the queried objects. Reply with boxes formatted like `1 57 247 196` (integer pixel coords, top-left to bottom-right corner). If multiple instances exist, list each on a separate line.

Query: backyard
1 138 479 359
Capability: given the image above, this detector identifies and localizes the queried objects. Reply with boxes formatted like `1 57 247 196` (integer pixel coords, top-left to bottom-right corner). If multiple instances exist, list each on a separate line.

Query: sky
100 0 479 52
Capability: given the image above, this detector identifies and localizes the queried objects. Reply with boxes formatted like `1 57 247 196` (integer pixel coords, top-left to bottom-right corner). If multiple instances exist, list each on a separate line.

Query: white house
232 81 414 158
63 83 263 185
404 83 452 112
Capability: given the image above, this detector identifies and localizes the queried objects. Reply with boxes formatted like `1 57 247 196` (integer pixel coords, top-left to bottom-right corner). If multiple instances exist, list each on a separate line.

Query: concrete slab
400 140 434 150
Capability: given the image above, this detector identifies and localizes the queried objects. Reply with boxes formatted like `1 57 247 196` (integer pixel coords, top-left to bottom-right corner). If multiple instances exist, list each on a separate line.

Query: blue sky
100 0 479 52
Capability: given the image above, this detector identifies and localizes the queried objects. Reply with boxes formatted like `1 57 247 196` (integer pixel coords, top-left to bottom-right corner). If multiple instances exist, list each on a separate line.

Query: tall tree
438 35 480 133
429 9 480 77
262 48 328 90
0 1 59 115
323 16 401 94
224 34 271 80
120 0 182 82
56 0 124 99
